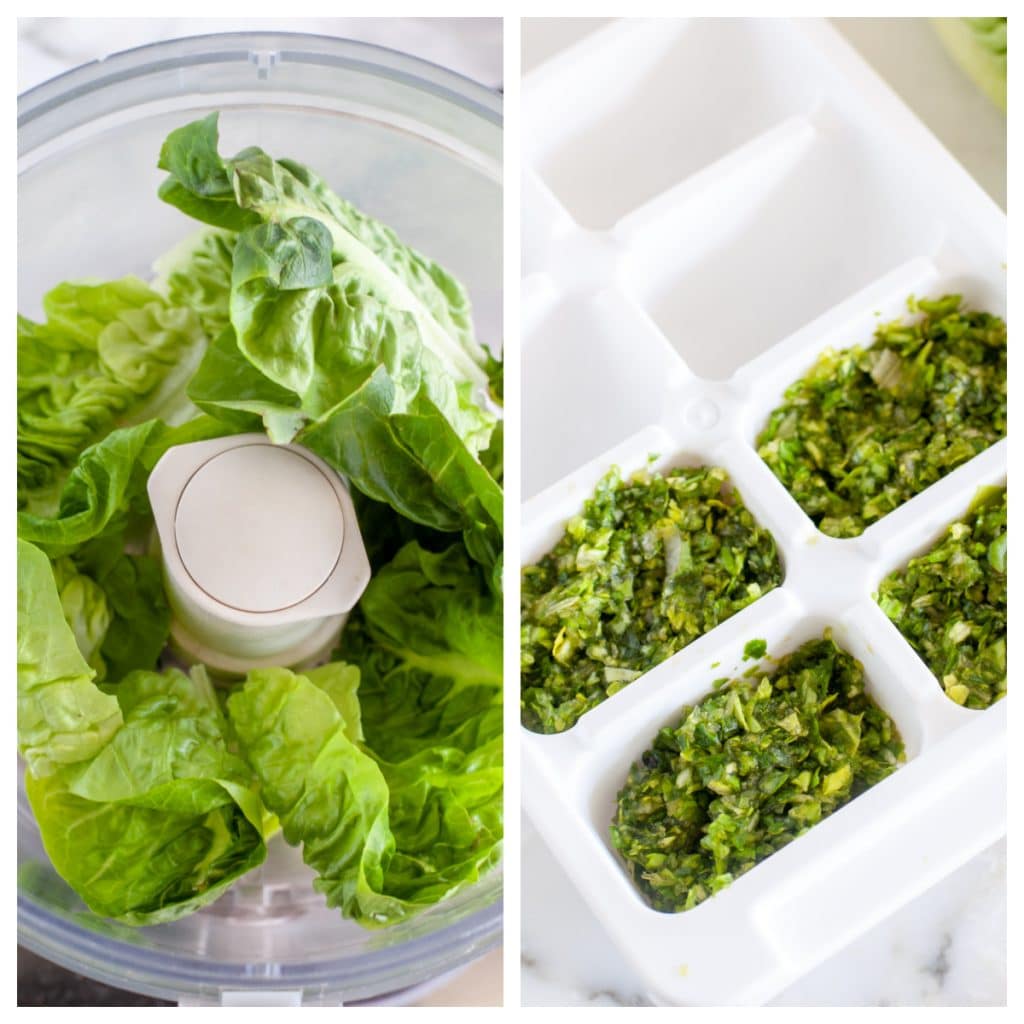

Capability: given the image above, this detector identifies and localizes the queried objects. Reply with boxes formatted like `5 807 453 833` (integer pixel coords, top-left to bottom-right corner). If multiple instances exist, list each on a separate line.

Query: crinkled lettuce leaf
19 416 240 678
226 667 396 924
151 226 236 340
19 415 238 557
17 539 122 778
19 545 266 924
228 542 502 927
158 114 502 574
26 770 265 925
18 277 208 515
340 542 502 763
159 113 491 388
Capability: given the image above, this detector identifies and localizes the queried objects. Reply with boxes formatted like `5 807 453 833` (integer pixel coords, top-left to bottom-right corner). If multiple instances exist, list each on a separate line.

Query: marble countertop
523 821 1005 1007
16 15 502 1009
520 17 1006 1008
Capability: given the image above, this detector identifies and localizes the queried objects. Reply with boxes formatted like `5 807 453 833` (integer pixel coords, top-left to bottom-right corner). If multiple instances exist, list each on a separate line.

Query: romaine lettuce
18 278 208 516
158 114 502 573
19 541 267 923
227 541 502 927
17 112 502 932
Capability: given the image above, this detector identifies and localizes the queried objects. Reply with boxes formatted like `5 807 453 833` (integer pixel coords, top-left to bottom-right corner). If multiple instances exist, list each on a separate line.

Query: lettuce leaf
159 113 491 389
18 278 208 515
17 539 122 777
227 542 502 927
340 542 502 763
19 416 240 677
158 114 502 573
151 226 236 340
226 667 397 924
20 538 267 922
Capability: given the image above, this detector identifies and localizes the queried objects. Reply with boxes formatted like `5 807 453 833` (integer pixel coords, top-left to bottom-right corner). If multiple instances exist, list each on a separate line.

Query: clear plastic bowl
18 32 502 1006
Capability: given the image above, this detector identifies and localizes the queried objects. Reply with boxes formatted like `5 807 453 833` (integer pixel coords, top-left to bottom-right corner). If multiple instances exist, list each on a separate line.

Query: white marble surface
522 820 1005 1007
17 15 502 1010
520 17 1006 1008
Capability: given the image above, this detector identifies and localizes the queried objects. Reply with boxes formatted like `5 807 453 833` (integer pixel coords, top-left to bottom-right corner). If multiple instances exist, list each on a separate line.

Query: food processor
18 32 502 1006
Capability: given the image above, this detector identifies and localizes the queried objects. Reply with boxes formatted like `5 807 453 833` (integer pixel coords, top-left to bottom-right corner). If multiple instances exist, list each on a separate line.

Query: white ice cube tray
520 18 1007 1006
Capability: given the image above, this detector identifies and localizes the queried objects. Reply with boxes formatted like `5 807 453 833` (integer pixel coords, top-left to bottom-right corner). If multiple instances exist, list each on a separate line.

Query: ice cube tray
520 18 1006 1006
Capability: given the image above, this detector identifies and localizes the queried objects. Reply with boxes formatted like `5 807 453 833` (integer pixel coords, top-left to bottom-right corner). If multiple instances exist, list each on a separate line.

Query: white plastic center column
175 445 344 612
147 434 371 675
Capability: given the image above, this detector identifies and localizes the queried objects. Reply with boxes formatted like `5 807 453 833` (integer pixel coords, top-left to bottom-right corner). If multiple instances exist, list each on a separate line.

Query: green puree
878 486 1006 709
520 466 782 734
757 295 1006 538
611 635 904 912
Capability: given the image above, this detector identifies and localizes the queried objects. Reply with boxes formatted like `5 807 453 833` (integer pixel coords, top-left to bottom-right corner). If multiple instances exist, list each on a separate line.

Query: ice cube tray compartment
521 17 1006 1005
523 18 827 231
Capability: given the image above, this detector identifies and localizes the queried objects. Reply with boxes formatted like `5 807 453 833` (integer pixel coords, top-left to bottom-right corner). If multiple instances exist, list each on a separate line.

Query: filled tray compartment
582 611 928 851
731 264 1007 542
521 432 790 737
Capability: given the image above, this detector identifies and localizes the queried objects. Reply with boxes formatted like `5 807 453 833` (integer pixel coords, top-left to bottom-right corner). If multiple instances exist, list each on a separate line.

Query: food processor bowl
18 32 502 1006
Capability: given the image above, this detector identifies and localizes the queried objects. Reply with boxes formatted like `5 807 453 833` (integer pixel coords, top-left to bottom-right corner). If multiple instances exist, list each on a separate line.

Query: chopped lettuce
521 465 782 733
611 635 904 911
757 295 1006 538
878 486 1006 709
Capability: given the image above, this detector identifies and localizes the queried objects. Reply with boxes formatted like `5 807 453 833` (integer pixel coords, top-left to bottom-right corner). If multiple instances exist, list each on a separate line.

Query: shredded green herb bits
878 486 1006 709
520 465 782 734
610 634 904 912
757 295 1006 538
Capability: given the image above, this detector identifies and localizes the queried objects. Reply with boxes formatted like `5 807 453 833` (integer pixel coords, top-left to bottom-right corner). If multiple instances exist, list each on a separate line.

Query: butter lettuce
19 416 241 679
17 539 122 778
151 226 236 340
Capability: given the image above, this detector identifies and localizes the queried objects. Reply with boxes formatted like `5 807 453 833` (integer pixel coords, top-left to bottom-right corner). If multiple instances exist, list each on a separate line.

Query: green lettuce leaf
18 277 208 515
228 542 502 927
338 542 503 915
159 114 502 573
158 113 491 388
19 416 240 677
226 667 397 925
25 664 266 924
18 416 239 558
50 556 112 676
151 225 236 339
26 770 265 925
21 531 266 925
340 542 502 763
17 539 122 778
299 373 503 575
